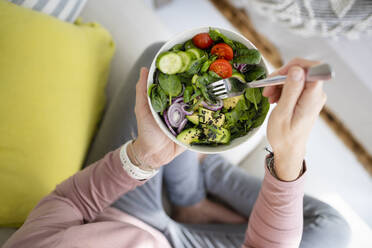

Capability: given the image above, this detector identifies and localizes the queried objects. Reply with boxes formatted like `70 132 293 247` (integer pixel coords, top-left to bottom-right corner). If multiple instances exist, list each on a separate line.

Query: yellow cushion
0 0 115 227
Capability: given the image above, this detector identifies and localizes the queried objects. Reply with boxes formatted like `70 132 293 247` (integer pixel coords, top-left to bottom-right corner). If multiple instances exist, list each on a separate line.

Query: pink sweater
4 149 305 248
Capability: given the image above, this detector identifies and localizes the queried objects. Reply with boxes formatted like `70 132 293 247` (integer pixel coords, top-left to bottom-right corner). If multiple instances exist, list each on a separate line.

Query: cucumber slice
177 51 192 73
156 52 183 75
186 48 204 60
186 51 197 60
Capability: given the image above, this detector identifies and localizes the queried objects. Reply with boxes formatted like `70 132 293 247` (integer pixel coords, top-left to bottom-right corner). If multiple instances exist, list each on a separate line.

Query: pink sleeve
243 163 306 248
3 148 145 248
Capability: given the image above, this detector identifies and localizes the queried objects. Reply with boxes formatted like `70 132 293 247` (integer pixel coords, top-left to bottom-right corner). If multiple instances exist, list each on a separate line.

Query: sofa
0 0 267 245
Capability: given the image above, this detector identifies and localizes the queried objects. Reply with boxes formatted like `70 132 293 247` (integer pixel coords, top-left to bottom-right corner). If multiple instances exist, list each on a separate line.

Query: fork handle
248 63 334 88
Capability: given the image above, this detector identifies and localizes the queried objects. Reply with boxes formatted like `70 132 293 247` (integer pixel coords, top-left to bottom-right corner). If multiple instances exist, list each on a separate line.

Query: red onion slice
167 103 185 127
177 118 188 134
201 99 223 111
172 96 184 104
178 84 185 96
163 110 177 136
234 63 249 73
180 102 194 115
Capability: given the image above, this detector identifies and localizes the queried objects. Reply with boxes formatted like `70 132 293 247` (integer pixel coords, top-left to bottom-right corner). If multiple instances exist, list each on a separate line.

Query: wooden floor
209 0 372 176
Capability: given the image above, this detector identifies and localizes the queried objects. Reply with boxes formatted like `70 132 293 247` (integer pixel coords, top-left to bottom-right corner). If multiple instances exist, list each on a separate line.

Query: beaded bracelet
265 147 304 181
119 140 158 180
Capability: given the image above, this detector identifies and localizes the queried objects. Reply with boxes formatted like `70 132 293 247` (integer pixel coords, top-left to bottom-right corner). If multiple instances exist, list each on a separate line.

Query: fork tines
207 80 228 100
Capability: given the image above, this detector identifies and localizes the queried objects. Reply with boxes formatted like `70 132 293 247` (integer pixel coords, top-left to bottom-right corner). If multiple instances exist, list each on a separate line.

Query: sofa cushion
7 0 87 22
0 0 115 227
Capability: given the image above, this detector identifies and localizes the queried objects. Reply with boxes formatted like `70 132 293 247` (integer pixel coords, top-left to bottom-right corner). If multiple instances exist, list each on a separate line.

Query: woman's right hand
263 58 327 181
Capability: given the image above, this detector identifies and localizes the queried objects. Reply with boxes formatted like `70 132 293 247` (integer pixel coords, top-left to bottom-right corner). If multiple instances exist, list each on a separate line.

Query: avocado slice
186 113 199 125
177 128 201 145
223 95 244 110
203 126 231 144
198 107 225 127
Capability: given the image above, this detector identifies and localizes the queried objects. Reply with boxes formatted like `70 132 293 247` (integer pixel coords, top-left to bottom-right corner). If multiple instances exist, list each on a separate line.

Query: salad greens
209 28 235 50
158 73 183 103
245 65 266 82
186 56 207 76
245 88 262 110
150 85 167 114
233 49 261 65
150 27 270 146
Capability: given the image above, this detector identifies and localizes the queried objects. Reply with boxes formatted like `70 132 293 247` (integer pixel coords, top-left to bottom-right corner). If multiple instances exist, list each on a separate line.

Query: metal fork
208 63 334 100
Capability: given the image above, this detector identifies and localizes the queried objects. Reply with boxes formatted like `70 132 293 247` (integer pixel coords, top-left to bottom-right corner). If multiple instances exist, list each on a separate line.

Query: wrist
126 142 140 167
272 149 304 181
131 138 161 170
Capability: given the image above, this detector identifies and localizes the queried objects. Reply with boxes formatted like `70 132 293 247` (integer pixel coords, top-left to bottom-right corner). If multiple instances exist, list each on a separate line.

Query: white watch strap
119 140 158 181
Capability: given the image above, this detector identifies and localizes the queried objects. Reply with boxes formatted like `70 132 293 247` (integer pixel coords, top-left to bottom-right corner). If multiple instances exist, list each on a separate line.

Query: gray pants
84 43 350 248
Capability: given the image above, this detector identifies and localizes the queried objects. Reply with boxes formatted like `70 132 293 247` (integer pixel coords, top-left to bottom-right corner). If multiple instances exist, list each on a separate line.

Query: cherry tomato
211 43 234 60
209 59 232 79
192 33 213 49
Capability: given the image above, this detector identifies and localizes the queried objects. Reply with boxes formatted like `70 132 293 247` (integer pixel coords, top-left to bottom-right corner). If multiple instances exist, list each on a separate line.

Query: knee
302 196 351 248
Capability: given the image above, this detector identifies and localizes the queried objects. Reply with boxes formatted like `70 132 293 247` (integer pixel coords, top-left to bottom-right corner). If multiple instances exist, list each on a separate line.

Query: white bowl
147 26 270 154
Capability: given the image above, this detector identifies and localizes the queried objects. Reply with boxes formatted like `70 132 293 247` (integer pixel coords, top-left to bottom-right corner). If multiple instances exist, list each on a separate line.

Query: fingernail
290 67 304 81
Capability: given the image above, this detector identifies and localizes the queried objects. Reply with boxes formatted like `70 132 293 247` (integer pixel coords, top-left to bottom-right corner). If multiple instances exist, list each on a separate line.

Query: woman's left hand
130 67 185 169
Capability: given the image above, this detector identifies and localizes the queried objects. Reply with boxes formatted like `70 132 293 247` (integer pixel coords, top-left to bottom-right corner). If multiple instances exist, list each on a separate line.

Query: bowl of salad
147 27 270 153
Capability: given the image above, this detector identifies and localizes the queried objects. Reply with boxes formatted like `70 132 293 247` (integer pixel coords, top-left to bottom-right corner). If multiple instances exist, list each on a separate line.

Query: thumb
138 67 149 94
135 67 150 116
136 67 149 104
277 66 305 116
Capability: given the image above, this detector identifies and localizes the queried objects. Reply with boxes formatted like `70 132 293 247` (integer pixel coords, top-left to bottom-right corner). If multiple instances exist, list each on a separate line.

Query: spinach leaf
245 65 266 82
229 78 247 93
184 39 196 50
245 88 262 110
225 98 249 126
197 71 220 87
184 86 194 103
252 97 270 128
201 55 217 73
208 28 235 50
233 41 248 50
186 55 207 76
209 28 221 41
158 72 182 102
190 96 204 111
198 80 214 104
190 88 202 101
195 72 220 103
233 49 261 65
208 70 221 80
170 43 184 52
178 73 193 86
148 83 156 97
196 73 211 85
150 85 168 113
235 48 257 57
225 99 257 139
